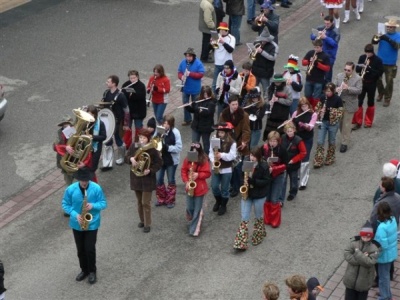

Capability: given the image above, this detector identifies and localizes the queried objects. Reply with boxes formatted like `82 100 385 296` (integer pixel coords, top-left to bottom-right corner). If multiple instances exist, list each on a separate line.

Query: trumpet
211 34 220 49
240 171 249 200
306 51 317 76
256 13 265 26
187 162 197 196
213 147 221 174
249 43 261 60
360 58 370 79
372 34 381 43
316 27 327 40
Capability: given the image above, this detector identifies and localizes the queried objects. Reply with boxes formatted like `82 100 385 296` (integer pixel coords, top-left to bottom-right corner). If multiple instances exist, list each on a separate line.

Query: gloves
223 83 230 91
380 34 389 42
215 87 220 95
153 85 158 92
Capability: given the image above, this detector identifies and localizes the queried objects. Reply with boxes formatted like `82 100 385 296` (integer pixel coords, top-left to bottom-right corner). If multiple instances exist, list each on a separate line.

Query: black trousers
358 82 377 107
73 229 98 274
201 33 212 61
344 288 368 300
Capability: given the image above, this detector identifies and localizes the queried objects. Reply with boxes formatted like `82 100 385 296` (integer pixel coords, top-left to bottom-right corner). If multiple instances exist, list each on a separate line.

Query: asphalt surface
0 0 400 299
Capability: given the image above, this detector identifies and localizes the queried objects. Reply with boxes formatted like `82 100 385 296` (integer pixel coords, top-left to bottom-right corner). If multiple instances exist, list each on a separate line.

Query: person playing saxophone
61 168 107 285
181 143 211 237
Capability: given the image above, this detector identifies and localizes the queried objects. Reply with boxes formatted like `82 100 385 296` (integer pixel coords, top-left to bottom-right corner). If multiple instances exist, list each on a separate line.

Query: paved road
0 0 399 299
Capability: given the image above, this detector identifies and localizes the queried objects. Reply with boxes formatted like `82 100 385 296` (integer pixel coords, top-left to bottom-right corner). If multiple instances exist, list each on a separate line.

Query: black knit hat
146 117 157 130
224 59 235 70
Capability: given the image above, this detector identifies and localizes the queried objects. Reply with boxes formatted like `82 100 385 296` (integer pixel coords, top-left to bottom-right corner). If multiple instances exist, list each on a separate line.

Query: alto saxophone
188 162 197 197
240 171 248 200
80 189 93 231
213 147 221 174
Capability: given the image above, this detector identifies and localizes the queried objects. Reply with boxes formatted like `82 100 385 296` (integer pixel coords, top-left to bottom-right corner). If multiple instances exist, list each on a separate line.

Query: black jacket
252 11 280 44
122 80 147 121
247 161 271 199
252 42 276 79
185 98 216 133
355 54 384 83
0 260 6 294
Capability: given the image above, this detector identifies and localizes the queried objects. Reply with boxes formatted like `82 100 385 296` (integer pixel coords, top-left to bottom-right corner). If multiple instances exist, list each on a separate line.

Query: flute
277 109 310 129
177 97 212 108
242 101 260 109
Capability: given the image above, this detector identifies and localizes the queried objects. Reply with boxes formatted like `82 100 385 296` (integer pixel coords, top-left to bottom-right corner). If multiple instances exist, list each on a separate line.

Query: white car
0 86 7 122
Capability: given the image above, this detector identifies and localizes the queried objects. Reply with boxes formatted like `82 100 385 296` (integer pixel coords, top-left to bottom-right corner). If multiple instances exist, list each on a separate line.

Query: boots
165 184 177 208
299 162 310 189
155 184 167 206
364 106 375 127
251 218 267 246
218 197 229 215
334 17 340 29
233 221 249 250
313 145 325 168
213 195 222 212
115 144 126 165
358 0 364 12
270 203 282 228
100 145 114 171
325 144 336 166
263 201 272 225
383 99 391 107
352 106 363 127
343 10 350 23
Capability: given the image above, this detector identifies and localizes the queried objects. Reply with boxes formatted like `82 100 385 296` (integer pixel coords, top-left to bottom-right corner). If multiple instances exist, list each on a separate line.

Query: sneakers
287 195 295 201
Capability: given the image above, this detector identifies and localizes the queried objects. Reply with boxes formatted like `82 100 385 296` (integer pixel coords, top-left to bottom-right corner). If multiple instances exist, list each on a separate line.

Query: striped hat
360 220 374 238
284 54 299 71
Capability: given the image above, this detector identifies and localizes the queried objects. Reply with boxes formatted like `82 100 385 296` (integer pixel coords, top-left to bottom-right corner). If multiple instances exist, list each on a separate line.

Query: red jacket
181 158 211 197
147 75 171 104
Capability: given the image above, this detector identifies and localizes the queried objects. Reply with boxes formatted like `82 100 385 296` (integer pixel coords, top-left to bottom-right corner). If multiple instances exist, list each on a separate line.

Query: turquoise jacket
62 181 107 231
374 216 398 264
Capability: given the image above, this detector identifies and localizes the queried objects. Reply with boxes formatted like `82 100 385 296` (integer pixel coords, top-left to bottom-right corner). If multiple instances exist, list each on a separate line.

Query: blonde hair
283 121 296 132
267 131 280 142
262 282 280 300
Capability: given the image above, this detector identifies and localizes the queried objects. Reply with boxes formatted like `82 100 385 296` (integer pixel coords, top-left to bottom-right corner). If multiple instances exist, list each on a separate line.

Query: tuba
240 171 248 200
80 189 93 231
131 139 158 176
187 162 197 196
60 109 95 173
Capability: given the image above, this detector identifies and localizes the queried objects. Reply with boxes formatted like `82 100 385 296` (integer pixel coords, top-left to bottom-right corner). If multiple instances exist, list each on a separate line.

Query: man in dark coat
252 0 280 44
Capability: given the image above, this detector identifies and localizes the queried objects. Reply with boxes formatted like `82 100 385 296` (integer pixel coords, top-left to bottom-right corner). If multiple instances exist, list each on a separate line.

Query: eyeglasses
191 143 200 148
344 69 352 72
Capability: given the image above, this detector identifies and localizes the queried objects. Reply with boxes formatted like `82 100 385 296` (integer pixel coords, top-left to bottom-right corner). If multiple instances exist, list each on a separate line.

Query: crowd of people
43 0 400 297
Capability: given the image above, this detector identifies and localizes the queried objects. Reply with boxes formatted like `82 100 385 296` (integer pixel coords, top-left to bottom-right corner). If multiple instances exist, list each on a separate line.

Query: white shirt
214 34 236 66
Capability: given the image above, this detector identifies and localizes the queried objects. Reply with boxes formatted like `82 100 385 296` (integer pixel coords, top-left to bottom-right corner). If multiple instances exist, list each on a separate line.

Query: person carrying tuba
125 128 162 233
181 142 211 237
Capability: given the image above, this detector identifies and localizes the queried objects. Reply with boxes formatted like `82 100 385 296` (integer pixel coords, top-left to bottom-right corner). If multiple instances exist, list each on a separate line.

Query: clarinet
317 96 327 129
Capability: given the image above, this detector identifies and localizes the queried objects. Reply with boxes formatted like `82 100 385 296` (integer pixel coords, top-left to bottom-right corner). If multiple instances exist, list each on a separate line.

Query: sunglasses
191 143 201 148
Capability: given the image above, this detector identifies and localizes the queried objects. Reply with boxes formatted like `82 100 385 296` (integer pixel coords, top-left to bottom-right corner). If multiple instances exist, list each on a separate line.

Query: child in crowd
262 281 279 300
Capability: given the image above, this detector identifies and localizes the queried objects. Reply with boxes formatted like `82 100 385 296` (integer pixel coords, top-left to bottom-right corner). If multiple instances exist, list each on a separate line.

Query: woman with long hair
147 64 171 125
185 85 216 155
292 97 318 190
181 142 211 236
233 146 270 251
313 82 343 168
156 114 182 208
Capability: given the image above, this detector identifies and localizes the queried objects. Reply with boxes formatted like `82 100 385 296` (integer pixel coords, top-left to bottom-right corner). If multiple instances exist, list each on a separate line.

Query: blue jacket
377 32 400 65
62 181 107 231
374 216 398 264
311 25 340 65
178 58 205 95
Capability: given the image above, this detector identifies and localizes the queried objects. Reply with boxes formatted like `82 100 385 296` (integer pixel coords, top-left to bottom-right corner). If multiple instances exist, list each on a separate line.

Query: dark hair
228 94 239 104
199 85 214 100
313 39 323 47
153 64 166 77
377 201 392 222
242 61 252 70
127 70 139 78
163 114 175 128
190 142 208 165
345 62 355 70
324 15 334 23
108 75 119 86
364 44 374 53
381 176 395 192
86 104 98 120
250 146 262 161
324 82 336 93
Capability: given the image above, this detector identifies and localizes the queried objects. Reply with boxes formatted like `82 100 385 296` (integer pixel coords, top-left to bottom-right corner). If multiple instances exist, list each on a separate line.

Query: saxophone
337 75 350 97
213 146 221 174
187 162 197 196
240 171 248 200
80 189 93 231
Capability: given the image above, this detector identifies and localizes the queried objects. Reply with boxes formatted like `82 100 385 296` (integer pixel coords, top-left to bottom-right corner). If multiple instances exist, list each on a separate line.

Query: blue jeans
378 262 392 300
290 98 299 116
182 93 199 123
280 169 299 201
266 172 286 203
250 129 262 149
192 130 212 155
256 77 271 98
303 138 313 162
247 0 256 21
231 159 243 193
152 103 167 125
132 119 143 130
229 15 242 44
317 121 339 146
157 164 178 186
241 197 265 221
186 195 204 235
211 172 232 198
304 81 323 100
212 65 224 95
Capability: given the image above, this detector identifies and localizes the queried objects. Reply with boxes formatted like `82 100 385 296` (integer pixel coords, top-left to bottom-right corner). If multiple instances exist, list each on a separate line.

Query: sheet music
62 126 76 139
378 23 386 35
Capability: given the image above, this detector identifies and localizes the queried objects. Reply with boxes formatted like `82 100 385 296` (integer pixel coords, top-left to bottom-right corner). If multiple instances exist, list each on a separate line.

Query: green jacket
343 236 380 292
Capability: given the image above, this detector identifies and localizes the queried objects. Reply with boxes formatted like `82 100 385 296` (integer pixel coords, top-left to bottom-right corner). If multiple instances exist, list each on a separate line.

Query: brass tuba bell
131 139 159 176
60 109 95 173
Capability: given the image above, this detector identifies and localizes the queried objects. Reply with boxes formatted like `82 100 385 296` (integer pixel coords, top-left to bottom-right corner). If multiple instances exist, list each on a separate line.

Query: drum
98 108 115 144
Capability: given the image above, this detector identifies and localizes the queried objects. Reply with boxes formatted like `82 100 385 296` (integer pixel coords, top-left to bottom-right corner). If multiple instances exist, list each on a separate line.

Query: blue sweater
310 25 340 65
177 58 205 94
377 32 400 65
375 216 398 264
62 182 107 231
